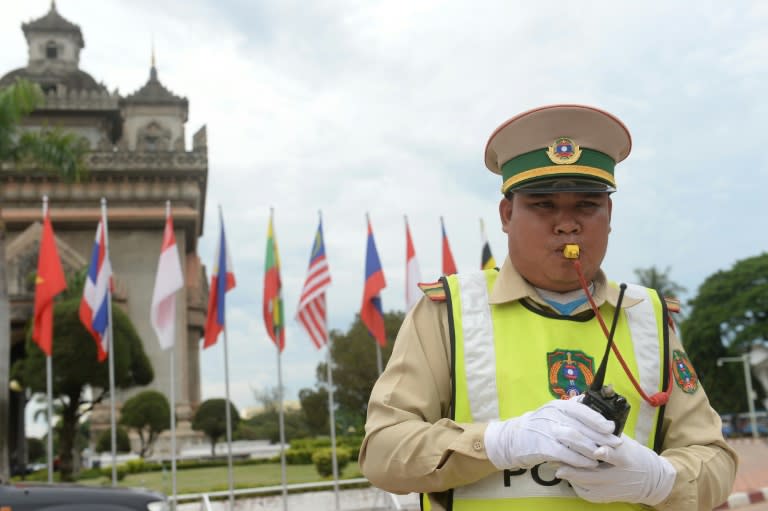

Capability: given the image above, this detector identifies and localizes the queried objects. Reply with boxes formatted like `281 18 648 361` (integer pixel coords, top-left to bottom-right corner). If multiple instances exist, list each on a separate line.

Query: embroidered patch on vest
672 349 699 394
547 350 595 399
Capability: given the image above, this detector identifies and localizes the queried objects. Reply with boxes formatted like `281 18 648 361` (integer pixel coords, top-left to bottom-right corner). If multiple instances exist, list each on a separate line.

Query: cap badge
546 137 582 165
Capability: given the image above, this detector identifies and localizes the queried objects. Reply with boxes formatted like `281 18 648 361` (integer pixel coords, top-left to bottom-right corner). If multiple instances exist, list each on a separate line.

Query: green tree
192 399 240 456
26 437 44 464
0 77 88 480
301 312 403 435
244 387 310 443
12 273 153 481
95 426 131 454
681 253 768 413
299 387 329 436
633 266 687 298
119 390 170 458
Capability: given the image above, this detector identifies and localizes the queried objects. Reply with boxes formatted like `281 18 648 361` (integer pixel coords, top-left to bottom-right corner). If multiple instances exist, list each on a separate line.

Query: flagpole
316 209 340 510
364 213 385 375
222 327 235 511
101 198 118 487
168 348 178 507
326 340 340 510
268 206 288 511
167 201 178 510
41 196 54 484
276 347 288 511
375 344 383 375
218 206 235 511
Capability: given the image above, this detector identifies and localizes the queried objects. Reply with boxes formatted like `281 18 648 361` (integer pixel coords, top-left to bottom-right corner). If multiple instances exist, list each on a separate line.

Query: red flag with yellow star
32 210 66 356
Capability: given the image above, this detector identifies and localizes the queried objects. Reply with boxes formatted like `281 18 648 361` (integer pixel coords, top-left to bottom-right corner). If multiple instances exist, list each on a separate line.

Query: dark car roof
0 482 166 510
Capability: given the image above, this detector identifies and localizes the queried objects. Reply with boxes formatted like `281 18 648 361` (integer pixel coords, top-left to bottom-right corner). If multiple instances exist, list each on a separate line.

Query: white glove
555 433 676 506
484 397 622 470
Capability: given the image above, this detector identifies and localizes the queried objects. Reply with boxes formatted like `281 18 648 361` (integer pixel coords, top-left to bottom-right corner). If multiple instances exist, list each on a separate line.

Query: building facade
0 3 209 469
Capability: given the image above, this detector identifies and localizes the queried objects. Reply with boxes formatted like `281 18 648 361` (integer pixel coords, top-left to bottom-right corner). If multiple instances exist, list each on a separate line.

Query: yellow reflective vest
432 269 671 511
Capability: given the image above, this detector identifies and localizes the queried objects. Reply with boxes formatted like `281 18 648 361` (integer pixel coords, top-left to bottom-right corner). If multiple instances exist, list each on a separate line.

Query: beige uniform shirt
360 258 737 511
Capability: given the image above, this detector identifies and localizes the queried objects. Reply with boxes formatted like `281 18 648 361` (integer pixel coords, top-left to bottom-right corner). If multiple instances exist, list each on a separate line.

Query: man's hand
555 433 676 505
484 397 622 470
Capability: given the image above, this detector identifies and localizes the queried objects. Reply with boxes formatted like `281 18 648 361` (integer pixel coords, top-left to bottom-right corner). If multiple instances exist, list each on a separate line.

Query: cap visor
509 178 615 195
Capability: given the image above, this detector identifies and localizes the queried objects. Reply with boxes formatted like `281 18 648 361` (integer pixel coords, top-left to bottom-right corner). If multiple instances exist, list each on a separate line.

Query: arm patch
664 296 681 314
418 281 446 302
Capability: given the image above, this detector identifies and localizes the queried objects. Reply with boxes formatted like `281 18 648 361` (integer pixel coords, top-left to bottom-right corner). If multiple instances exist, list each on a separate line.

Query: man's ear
499 196 513 233
608 196 613 233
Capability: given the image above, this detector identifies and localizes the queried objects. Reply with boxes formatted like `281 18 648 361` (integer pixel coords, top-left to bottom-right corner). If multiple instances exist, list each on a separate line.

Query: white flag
150 207 184 350
405 217 422 311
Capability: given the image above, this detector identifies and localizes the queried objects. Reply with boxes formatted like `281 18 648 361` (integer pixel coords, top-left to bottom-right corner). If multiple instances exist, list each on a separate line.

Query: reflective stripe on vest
445 270 666 511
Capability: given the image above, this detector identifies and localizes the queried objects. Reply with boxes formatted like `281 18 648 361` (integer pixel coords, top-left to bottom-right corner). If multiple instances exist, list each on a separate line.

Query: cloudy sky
3 1 767 423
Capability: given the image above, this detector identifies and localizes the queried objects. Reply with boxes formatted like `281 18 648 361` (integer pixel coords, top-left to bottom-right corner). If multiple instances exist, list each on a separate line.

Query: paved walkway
717 438 768 509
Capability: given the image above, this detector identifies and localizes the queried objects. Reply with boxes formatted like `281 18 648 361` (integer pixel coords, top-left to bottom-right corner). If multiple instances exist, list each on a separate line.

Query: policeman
359 104 737 510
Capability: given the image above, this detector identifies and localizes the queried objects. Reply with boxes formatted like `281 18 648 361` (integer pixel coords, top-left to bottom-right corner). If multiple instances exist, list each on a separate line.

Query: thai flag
79 217 113 362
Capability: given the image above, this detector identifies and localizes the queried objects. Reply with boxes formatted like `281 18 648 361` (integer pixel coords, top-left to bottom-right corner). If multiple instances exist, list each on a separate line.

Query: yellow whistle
563 244 580 259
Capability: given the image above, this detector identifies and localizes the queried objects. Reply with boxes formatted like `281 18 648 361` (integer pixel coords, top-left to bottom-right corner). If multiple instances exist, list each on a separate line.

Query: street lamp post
718 354 759 439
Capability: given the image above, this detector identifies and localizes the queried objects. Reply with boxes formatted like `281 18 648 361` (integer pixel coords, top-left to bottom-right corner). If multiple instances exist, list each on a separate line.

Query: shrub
100 465 127 481
95 427 131 453
284 448 313 465
337 435 363 460
312 447 350 478
123 458 147 474
290 438 330 450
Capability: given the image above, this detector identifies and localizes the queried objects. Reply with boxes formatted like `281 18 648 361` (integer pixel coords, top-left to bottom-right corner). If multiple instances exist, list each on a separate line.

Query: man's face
499 191 612 292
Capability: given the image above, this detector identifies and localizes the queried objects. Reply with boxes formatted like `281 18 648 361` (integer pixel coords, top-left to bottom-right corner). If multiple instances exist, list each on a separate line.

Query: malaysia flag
79 216 113 362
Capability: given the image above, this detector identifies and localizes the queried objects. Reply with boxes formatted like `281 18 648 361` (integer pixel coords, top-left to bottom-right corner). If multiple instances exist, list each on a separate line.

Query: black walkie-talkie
581 283 631 436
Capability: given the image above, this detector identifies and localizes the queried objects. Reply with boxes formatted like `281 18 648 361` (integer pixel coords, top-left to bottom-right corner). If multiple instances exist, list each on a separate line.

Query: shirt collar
488 256 641 313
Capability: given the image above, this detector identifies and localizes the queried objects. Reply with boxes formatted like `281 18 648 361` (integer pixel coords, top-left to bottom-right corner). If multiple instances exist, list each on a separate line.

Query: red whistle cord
572 259 672 407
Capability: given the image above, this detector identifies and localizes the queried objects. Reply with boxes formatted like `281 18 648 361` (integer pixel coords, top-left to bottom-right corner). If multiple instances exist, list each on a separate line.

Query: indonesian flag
150 205 184 350
405 217 422 311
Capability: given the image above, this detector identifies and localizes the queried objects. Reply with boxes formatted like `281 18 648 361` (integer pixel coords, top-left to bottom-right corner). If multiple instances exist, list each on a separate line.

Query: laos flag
79 217 113 362
360 216 387 347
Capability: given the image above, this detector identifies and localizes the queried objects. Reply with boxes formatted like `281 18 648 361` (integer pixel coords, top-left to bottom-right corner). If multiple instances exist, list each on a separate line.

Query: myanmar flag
481 218 497 270
263 211 285 352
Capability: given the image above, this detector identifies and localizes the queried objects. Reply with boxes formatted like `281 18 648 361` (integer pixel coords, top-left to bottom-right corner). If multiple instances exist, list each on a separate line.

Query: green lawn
78 462 364 496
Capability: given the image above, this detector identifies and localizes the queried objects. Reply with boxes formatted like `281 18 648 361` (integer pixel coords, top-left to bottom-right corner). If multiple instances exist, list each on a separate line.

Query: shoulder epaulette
664 296 681 313
418 281 446 302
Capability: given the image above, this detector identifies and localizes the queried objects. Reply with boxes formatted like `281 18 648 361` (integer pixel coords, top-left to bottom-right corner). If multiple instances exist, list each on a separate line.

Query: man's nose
554 217 581 234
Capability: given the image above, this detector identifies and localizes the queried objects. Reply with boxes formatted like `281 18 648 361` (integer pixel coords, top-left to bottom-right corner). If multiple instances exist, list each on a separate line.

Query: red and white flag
150 204 184 350
405 217 422 311
441 216 458 275
296 217 331 349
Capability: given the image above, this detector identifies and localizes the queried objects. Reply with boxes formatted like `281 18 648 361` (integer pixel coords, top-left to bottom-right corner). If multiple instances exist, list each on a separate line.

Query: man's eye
578 202 600 208
532 201 553 208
